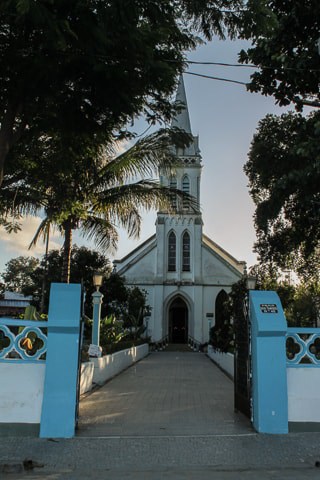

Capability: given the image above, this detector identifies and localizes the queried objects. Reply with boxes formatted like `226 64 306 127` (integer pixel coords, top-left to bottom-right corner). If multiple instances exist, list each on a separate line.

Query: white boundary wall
207 345 234 379
0 363 45 423
81 343 149 390
287 368 320 423
80 361 94 395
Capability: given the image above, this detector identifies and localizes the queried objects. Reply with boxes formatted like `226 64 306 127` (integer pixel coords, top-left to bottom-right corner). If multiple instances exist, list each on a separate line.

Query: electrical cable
185 71 247 86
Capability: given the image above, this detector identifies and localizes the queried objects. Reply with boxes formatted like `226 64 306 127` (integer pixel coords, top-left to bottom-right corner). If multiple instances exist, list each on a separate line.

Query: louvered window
169 177 177 210
182 175 190 209
168 232 176 271
182 232 190 271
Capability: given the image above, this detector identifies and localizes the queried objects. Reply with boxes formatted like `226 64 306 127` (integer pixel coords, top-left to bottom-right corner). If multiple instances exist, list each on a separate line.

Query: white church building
114 77 245 345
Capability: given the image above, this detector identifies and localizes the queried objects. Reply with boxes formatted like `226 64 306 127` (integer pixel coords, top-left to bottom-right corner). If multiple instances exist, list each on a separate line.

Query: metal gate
75 283 86 429
234 295 252 419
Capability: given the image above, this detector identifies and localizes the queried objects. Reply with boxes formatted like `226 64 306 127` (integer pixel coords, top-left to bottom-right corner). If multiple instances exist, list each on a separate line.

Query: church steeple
171 75 201 159
171 75 192 134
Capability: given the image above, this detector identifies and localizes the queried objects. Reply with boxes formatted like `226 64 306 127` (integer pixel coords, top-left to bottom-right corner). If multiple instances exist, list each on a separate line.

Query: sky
0 37 299 274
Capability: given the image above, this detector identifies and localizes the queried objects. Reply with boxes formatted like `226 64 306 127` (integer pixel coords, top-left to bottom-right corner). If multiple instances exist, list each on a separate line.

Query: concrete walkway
78 351 251 437
2 352 320 478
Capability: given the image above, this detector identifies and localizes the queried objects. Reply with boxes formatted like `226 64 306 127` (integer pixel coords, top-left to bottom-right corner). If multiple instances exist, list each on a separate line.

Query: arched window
182 232 190 271
182 175 190 209
169 176 177 210
168 232 176 271
211 290 232 352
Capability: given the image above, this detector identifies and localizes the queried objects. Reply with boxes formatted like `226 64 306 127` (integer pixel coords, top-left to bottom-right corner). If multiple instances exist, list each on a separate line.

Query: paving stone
78 352 251 437
2 352 320 479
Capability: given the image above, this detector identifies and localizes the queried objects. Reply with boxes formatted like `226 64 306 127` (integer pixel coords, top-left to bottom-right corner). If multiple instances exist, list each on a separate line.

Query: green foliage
285 282 320 328
1 246 111 312
99 315 126 348
250 262 319 328
245 111 320 273
1 129 198 283
0 0 244 184
1 255 39 292
126 287 147 327
239 0 320 110
209 290 233 353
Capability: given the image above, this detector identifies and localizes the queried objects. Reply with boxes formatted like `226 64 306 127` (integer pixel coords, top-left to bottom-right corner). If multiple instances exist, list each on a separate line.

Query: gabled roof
113 234 156 275
202 234 245 275
114 232 245 277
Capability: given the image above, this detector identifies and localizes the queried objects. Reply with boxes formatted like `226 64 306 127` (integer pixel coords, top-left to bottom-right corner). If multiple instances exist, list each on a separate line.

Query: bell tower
156 76 203 284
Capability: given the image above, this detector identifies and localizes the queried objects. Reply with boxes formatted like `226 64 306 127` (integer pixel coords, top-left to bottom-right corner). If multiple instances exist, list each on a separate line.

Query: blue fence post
40 283 81 438
249 290 288 434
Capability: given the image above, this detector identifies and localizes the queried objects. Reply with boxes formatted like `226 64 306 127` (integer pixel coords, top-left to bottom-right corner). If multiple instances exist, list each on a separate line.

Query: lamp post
92 272 104 346
246 275 257 291
243 274 257 319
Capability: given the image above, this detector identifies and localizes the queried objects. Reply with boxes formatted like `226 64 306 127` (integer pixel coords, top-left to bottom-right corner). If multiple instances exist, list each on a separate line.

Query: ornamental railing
286 328 320 366
0 318 48 363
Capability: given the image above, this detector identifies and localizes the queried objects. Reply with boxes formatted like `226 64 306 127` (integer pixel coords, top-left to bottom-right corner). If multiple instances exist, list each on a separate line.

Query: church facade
114 77 245 345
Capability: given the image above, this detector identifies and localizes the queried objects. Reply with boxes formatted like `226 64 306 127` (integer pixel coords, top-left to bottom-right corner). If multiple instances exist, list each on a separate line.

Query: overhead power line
185 60 320 73
185 71 247 86
187 60 256 68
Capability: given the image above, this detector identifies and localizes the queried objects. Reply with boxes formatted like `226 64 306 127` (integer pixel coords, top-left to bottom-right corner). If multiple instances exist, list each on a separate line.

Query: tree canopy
245 111 320 271
0 0 244 185
1 255 39 292
17 246 111 312
0 128 198 282
239 0 320 110
239 1 320 278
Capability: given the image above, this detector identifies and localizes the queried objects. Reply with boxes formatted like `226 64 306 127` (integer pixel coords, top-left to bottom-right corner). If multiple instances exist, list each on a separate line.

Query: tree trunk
61 220 73 283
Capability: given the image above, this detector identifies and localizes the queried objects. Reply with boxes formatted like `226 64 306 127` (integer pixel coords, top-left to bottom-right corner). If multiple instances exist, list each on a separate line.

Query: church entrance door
169 297 188 343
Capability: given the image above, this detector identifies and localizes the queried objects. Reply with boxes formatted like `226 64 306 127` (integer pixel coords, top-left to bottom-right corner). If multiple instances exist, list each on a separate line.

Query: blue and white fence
249 291 320 433
0 319 48 432
286 328 320 429
0 283 81 438
208 292 320 434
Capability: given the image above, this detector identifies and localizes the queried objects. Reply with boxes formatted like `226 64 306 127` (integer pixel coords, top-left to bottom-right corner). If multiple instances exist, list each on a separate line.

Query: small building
0 291 32 317
114 76 245 345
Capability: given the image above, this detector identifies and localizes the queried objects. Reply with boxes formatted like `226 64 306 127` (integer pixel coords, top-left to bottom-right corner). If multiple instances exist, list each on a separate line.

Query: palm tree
1 129 197 283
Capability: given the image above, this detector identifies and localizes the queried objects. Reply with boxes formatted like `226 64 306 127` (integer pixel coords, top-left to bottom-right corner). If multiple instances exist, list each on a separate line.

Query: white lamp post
92 272 104 346
246 275 257 291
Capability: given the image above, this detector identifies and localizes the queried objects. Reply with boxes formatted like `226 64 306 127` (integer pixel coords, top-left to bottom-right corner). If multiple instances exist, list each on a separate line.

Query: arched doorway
168 297 188 343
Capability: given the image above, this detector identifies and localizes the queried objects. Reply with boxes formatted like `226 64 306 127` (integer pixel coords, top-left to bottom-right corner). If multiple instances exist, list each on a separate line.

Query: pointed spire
171 75 201 159
171 75 192 134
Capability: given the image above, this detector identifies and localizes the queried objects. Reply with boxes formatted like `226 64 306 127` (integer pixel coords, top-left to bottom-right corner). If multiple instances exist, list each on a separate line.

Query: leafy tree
209 290 232 352
1 129 198 283
0 0 243 185
126 287 147 327
24 246 111 313
101 272 129 319
244 111 320 271
285 282 320 328
1 255 39 292
238 2 320 280
239 0 320 110
249 262 296 315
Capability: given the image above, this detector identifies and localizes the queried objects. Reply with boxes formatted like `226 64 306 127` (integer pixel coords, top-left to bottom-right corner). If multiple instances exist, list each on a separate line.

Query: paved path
2 352 320 479
78 351 251 437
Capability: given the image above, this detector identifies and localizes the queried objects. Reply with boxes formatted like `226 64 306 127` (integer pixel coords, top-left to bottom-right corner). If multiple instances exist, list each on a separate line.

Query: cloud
0 216 62 267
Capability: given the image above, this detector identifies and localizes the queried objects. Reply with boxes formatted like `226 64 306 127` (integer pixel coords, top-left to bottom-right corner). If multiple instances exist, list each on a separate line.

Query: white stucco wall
207 346 234 379
0 363 45 424
80 361 94 395
287 368 320 423
90 343 149 386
